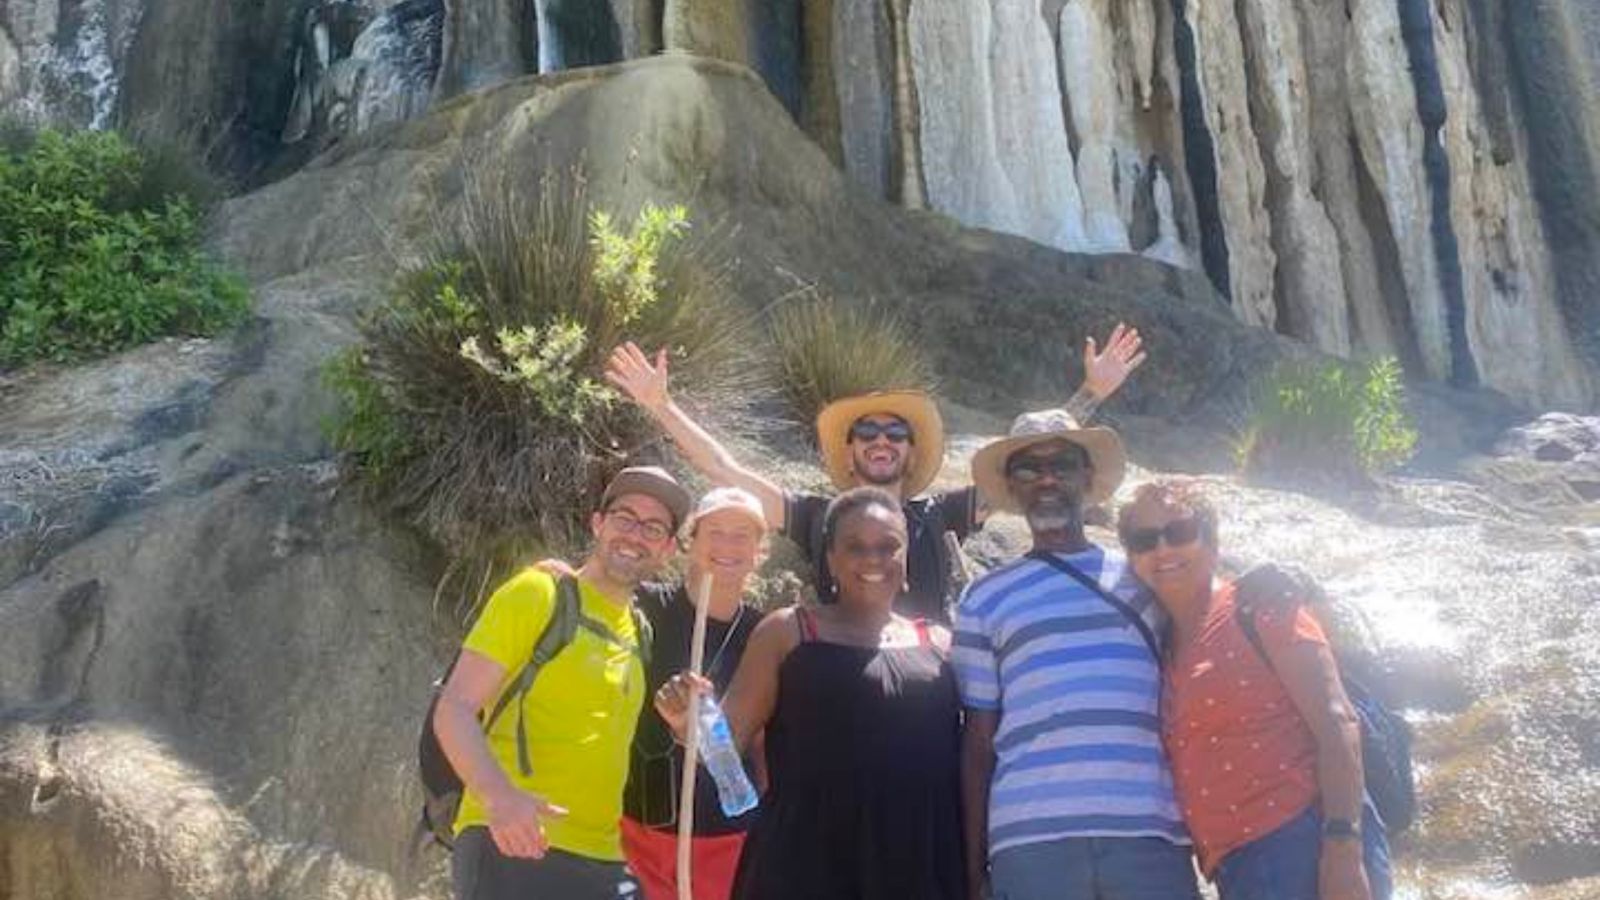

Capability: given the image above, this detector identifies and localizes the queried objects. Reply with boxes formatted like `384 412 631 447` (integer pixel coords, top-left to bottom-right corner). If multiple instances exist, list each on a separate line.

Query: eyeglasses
1005 455 1087 483
849 419 913 444
1123 517 1203 554
606 509 674 543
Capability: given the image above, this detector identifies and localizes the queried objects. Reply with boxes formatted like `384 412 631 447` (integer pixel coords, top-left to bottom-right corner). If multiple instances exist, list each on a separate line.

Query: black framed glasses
606 509 674 543
1123 517 1203 554
1005 455 1087 483
848 418 913 444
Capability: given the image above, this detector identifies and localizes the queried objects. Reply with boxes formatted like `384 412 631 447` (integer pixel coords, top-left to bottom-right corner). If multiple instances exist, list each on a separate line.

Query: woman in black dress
655 487 965 900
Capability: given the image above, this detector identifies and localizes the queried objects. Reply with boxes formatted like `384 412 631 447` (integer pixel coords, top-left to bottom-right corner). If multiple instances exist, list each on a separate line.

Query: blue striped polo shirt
952 546 1188 855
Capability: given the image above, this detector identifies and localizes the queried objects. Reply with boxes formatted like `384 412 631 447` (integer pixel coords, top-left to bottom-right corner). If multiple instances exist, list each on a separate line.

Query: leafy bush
324 172 755 577
0 126 247 366
766 294 934 432
1237 356 1419 485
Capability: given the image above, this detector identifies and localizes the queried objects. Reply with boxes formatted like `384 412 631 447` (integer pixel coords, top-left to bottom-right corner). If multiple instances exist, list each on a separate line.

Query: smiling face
824 500 907 611
848 414 913 487
686 508 766 591
1121 492 1217 605
589 493 677 587
1005 439 1093 535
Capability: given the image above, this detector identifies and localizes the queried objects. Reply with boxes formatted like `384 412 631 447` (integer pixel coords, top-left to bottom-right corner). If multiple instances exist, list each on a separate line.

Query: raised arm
607 342 787 529
1066 321 1147 423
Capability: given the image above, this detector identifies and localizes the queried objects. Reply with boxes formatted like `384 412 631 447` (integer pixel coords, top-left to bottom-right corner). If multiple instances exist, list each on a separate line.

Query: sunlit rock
909 0 1021 236
1185 0 1276 327
1058 0 1132 253
833 0 894 199
990 0 1086 250
1347 0 1451 379
1236 0 1349 353
1431 0 1594 409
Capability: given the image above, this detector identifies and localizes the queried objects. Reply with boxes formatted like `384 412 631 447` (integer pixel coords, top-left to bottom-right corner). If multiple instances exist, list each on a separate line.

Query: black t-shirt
783 486 981 624
622 582 762 835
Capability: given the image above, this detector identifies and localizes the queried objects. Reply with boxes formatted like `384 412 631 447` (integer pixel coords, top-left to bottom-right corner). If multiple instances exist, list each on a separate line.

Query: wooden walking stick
677 573 715 900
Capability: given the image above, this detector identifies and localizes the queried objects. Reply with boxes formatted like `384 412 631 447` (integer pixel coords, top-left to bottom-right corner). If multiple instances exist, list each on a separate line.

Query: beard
1025 499 1083 534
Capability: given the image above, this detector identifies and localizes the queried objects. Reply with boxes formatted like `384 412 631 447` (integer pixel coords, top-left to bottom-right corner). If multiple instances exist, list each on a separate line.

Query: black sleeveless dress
730 611 965 900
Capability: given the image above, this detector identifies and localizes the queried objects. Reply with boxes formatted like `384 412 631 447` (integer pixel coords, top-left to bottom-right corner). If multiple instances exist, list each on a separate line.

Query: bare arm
1267 631 1371 900
434 651 567 859
607 342 787 529
655 609 799 754
961 708 999 900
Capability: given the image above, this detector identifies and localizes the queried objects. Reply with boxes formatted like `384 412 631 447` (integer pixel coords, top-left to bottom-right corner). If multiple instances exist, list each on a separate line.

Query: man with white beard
954 411 1200 900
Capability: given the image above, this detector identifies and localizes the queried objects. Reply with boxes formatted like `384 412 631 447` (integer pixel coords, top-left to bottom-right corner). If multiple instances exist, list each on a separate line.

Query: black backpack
1235 596 1417 834
416 574 652 849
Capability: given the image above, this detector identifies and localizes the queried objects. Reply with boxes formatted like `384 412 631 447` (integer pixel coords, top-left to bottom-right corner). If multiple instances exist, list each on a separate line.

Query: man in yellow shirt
434 466 690 900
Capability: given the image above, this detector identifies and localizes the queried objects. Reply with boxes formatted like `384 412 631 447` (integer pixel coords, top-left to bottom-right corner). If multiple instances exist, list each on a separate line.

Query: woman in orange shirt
1117 480 1391 900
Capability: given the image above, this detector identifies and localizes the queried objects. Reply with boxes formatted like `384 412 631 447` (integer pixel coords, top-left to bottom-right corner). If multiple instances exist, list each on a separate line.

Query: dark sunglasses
1123 517 1203 554
1005 455 1087 483
849 419 913 444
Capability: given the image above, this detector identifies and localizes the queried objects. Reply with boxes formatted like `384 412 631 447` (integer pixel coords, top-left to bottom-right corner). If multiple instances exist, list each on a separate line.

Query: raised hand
484 785 568 859
606 341 672 413
1082 323 1147 401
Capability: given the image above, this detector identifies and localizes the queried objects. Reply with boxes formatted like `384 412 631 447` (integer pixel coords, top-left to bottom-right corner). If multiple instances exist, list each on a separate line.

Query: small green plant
1237 356 1418 484
324 171 755 581
767 293 934 431
0 125 246 366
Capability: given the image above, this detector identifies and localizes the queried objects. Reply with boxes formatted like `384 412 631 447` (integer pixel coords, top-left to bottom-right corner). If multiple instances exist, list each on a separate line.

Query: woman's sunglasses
1123 517 1203 554
848 419 913 444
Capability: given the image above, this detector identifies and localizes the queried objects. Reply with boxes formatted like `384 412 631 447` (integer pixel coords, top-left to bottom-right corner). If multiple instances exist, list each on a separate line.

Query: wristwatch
1322 817 1362 841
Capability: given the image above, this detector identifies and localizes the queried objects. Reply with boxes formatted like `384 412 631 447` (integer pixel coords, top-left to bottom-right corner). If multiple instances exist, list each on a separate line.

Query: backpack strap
1235 600 1273 668
481 574 583 778
1027 550 1162 667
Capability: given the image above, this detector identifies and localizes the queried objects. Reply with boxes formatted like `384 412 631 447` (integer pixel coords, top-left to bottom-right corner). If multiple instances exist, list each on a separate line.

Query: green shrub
1237 356 1419 484
767 293 934 434
324 172 756 580
0 126 247 366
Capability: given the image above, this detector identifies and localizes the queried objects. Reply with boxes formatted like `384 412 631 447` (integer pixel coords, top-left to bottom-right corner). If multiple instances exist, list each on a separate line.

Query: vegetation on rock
0 124 246 366
1236 356 1418 485
767 293 935 434
324 174 754 584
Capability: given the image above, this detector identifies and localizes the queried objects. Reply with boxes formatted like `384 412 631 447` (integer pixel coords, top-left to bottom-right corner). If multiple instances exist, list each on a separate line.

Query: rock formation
4 0 1597 408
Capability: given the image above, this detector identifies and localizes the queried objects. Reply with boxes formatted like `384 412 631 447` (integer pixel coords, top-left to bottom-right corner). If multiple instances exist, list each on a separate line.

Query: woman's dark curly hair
1116 479 1220 549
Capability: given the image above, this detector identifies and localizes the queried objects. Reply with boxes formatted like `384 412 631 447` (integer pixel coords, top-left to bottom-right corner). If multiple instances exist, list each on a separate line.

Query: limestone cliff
3 0 1597 409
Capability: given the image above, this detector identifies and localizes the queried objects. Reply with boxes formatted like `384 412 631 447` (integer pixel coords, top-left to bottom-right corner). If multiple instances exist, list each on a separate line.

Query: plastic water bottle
695 693 759 817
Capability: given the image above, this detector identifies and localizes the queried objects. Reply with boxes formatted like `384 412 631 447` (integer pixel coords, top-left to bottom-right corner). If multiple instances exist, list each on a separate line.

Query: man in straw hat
604 325 1146 623
954 412 1201 900
434 466 689 900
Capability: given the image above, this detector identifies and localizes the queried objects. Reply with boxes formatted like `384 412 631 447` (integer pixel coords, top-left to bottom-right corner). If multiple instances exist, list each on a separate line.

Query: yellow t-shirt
452 569 646 861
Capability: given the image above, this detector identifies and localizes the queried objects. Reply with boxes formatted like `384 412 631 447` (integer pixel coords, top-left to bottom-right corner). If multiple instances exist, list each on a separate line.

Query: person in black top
654 487 964 900
621 487 770 900
604 324 1147 622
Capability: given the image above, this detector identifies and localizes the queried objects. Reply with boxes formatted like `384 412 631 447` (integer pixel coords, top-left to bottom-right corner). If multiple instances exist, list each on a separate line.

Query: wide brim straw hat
971 409 1127 513
815 391 945 497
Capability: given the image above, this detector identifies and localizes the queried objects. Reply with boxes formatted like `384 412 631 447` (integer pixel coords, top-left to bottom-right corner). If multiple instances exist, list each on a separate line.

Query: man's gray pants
452 827 640 900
